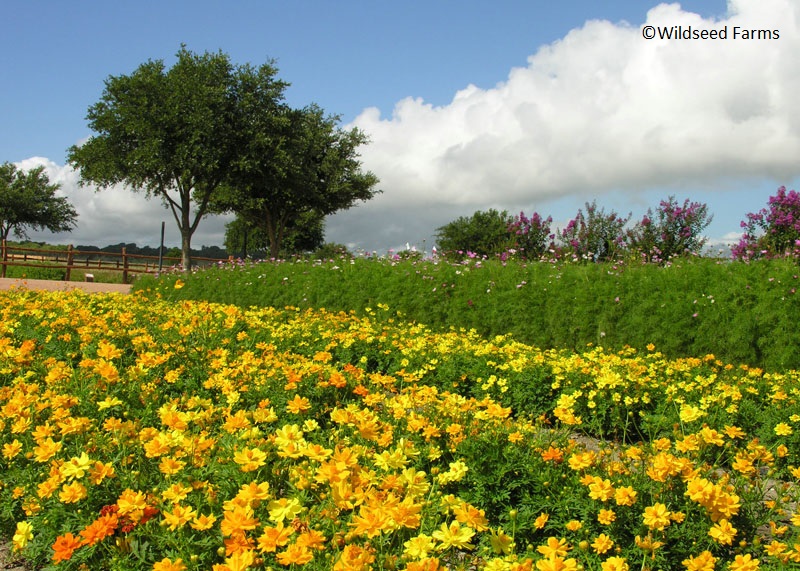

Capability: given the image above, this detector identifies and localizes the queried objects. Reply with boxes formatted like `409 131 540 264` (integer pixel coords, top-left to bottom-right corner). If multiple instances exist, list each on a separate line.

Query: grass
134 255 800 371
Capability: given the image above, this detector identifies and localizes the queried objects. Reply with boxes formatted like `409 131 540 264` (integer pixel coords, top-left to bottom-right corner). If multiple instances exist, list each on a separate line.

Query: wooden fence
0 241 230 284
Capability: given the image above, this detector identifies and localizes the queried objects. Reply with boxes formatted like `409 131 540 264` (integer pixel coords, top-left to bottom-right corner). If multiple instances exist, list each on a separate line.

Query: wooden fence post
65 245 74 282
1 240 6 278
122 247 129 284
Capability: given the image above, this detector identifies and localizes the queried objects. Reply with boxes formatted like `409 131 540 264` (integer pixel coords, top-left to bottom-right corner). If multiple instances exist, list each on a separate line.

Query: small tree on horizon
435 209 515 259
0 162 78 241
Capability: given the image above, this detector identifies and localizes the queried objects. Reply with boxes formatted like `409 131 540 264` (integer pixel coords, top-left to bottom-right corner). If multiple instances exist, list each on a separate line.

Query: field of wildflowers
1 286 800 570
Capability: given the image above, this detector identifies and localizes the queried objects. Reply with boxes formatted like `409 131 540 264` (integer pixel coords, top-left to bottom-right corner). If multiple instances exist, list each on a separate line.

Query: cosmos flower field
1 286 799 570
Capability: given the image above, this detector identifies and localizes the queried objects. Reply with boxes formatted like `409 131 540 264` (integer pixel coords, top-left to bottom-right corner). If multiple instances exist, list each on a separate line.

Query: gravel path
0 277 132 294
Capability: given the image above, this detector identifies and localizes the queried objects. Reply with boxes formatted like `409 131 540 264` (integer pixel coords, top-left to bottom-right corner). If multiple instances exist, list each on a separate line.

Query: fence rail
0 241 229 284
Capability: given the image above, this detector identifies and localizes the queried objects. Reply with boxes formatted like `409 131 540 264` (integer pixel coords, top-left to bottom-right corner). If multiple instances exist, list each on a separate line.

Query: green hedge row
133 256 800 371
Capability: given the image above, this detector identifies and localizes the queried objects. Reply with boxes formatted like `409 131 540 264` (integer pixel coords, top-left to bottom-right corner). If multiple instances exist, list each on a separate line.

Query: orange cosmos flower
79 513 118 546
257 521 293 553
541 446 563 463
88 461 116 485
286 394 311 414
52 533 82 563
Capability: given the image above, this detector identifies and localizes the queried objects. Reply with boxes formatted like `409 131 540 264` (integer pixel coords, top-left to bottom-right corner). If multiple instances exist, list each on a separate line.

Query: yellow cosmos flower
190 513 217 531
597 509 616 525
614 486 637 506
681 550 716 571
536 555 578 571
3 439 23 460
565 520 582 532
728 553 759 571
642 503 671 531
537 536 571 558
97 396 123 410
233 447 267 472
591 533 614 554
268 497 304 523
534 513 549 529
432 521 475 551
600 556 629 571
708 519 736 545
404 533 436 559
774 422 793 436
59 482 87 504
117 489 148 523
679 404 705 423
286 394 311 414
163 504 196 531
152 558 186 571
12 521 33 552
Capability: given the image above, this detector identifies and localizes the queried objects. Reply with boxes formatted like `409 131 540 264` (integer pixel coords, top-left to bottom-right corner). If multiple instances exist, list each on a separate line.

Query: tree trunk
181 230 192 271
180 192 193 271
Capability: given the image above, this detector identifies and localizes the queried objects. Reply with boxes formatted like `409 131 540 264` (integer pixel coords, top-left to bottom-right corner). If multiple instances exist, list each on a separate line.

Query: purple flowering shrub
627 196 713 264
732 186 800 261
557 201 630 262
507 211 554 260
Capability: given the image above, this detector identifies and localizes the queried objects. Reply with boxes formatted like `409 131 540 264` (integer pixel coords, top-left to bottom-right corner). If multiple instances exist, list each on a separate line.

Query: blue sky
4 0 799 253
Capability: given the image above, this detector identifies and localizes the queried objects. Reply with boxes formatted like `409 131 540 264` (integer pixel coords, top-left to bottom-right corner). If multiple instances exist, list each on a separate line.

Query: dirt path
0 277 132 294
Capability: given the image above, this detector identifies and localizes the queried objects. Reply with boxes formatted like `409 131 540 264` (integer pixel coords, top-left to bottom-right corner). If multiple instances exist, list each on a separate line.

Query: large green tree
211 97 380 258
67 46 288 269
0 162 78 241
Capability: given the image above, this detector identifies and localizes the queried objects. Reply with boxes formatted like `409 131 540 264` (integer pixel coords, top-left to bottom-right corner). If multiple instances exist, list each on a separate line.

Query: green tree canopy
67 46 288 269
224 210 325 259
0 162 78 241
435 209 515 259
210 99 380 258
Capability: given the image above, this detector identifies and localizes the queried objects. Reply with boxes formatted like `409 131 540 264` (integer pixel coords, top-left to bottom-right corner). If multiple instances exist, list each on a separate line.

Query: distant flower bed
1 289 799 570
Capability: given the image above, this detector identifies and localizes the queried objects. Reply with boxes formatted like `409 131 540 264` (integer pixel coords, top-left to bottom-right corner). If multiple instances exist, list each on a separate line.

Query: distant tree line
435 196 714 264
435 189 800 264
3 240 229 261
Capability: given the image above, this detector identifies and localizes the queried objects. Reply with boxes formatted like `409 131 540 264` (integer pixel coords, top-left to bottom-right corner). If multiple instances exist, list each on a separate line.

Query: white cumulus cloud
333 0 800 250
